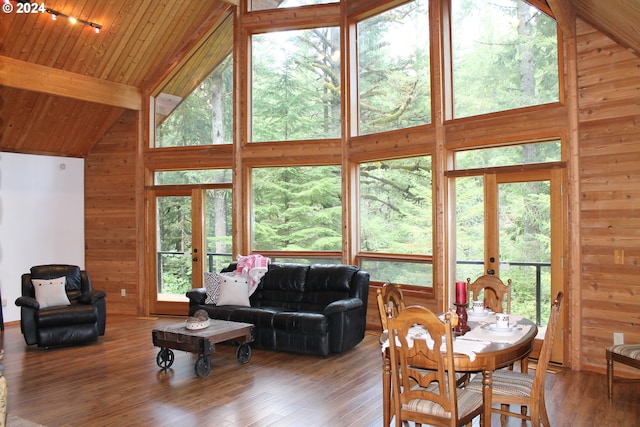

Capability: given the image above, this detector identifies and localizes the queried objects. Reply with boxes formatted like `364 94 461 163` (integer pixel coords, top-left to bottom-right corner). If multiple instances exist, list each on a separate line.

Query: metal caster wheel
156 348 174 369
195 354 211 378
237 343 252 364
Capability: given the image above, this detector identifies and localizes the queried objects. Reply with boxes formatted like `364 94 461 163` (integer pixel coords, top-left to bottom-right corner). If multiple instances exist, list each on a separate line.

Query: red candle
455 281 467 304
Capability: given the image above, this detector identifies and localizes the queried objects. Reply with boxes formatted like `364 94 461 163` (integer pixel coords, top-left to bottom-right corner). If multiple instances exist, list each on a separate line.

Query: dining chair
376 283 406 331
466 275 512 314
606 343 640 399
466 291 564 427
388 306 483 427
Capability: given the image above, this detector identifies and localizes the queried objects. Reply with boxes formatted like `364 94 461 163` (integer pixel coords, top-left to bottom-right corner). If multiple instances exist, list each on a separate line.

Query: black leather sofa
186 262 370 356
16 264 107 348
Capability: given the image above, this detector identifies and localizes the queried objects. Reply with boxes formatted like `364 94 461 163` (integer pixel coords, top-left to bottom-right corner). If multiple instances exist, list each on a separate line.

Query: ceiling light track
4 0 102 33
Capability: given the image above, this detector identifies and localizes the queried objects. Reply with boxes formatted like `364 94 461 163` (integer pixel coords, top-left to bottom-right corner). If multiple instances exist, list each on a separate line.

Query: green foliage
357 0 431 134
252 166 342 251
452 0 559 118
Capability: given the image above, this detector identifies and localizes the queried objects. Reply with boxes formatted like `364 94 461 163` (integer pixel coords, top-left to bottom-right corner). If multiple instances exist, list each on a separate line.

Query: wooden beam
546 0 576 36
0 56 142 110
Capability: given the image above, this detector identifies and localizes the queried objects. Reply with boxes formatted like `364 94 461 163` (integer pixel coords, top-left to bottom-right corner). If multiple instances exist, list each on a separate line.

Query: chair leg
607 353 614 399
500 404 508 427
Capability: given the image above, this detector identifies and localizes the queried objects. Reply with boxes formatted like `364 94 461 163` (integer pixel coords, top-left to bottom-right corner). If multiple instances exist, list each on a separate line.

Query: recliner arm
15 296 40 310
78 290 107 305
323 297 363 315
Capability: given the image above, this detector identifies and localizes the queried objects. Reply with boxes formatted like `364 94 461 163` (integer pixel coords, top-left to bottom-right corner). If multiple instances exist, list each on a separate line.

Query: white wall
0 152 84 323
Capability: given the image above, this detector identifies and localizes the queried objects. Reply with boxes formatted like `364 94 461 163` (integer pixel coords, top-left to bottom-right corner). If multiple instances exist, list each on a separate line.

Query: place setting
466 299 495 321
460 312 532 344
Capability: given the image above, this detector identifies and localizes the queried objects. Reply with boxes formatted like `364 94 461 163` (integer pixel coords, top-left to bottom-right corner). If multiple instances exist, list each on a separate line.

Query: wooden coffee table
152 319 254 378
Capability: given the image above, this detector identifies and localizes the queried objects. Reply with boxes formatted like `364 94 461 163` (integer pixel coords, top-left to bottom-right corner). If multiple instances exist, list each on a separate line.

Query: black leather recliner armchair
15 264 106 348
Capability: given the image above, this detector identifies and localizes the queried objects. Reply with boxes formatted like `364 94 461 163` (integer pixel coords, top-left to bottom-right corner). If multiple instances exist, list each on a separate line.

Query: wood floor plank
0 316 638 426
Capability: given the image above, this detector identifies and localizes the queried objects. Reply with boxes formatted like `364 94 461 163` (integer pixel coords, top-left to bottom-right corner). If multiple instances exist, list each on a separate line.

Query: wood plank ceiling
1 0 639 158
0 0 231 157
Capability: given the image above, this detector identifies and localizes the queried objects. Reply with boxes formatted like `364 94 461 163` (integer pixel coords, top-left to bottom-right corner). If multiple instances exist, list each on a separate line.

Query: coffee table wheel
237 343 252 364
156 348 174 369
195 354 211 378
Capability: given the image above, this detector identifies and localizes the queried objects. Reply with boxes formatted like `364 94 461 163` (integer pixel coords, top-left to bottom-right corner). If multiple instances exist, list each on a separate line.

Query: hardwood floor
1 315 638 427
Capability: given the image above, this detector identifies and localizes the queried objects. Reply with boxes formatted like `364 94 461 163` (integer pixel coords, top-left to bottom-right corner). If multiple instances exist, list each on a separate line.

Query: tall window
357 0 431 135
252 166 342 255
155 55 233 147
451 0 559 118
251 28 341 142
250 0 337 12
359 157 433 286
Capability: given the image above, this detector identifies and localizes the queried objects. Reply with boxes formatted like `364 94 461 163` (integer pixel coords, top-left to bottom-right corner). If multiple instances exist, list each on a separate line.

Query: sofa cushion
38 303 98 328
301 265 357 309
229 307 279 328
273 311 328 335
217 274 250 306
253 264 309 309
204 272 222 304
32 276 71 308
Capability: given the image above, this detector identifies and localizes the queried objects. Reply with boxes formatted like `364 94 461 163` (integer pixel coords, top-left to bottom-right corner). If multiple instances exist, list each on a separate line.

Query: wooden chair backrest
467 275 512 314
531 292 564 401
388 306 460 424
376 283 406 330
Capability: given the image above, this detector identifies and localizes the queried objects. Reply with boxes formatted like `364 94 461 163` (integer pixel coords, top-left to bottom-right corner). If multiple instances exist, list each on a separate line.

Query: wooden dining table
381 317 538 426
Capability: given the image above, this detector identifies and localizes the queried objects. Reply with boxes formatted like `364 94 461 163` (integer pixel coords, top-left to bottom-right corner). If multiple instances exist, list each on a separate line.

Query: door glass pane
498 180 551 325
157 196 192 300
454 176 485 281
205 189 233 272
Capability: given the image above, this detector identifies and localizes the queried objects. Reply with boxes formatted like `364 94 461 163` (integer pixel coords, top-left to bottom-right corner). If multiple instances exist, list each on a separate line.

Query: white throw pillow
32 276 71 308
204 272 222 304
216 273 250 306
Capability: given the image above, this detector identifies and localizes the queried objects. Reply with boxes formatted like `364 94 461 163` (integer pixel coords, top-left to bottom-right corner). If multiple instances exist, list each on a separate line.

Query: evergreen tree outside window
252 166 342 252
357 0 431 135
155 56 233 147
359 157 433 287
451 0 559 118
252 28 341 142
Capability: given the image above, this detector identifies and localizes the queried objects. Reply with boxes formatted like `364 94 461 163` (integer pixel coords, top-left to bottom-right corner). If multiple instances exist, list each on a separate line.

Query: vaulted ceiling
0 0 638 158
0 0 233 157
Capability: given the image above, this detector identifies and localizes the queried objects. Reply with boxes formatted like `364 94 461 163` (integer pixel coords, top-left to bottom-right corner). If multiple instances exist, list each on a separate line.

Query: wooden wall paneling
85 110 140 315
576 18 640 374
573 0 640 55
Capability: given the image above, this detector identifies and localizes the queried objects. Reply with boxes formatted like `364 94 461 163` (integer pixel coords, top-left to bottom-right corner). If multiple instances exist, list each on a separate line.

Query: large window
359 157 433 286
451 0 559 118
252 166 342 252
250 0 337 12
251 28 341 142
155 56 233 147
357 0 431 135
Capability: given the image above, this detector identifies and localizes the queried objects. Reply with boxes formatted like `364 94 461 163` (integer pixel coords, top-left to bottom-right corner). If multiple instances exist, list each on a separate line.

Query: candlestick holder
453 302 470 335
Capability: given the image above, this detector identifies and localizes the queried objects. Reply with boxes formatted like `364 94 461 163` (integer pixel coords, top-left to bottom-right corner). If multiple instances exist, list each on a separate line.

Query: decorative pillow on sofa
216 273 250 306
204 272 222 304
32 276 71 308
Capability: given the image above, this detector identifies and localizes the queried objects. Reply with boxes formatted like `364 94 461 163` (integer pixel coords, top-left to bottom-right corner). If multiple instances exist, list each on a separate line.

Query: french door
451 168 565 364
148 187 232 315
